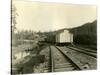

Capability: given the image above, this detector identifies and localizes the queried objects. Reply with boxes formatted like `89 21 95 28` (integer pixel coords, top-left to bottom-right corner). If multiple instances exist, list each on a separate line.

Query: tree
11 2 18 34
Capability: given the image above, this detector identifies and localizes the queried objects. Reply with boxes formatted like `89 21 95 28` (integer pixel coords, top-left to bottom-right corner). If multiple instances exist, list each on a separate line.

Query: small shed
55 28 73 44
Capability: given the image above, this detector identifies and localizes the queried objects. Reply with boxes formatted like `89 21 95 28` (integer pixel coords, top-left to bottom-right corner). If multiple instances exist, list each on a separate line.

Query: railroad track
66 46 97 58
71 44 97 53
49 45 82 72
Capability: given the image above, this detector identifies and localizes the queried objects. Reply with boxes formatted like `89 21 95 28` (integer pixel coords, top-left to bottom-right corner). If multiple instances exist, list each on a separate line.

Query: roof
69 20 97 33
55 28 71 34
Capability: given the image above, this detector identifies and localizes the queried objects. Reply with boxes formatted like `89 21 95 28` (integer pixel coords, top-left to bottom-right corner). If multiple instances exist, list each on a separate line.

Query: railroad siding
58 46 97 70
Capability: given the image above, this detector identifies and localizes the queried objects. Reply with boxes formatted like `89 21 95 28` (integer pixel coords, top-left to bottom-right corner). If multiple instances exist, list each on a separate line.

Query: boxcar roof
55 28 71 35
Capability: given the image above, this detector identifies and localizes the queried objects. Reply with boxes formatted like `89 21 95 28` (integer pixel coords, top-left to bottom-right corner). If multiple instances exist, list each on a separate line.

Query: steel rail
66 46 97 58
54 46 82 70
49 45 55 72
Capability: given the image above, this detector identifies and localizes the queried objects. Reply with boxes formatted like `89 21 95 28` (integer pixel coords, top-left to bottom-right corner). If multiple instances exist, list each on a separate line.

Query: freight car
44 29 73 46
70 20 97 49
55 28 73 45
44 20 96 48
45 32 56 44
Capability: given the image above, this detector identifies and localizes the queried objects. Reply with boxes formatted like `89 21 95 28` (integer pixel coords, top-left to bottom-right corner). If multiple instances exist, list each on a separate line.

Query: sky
13 0 96 32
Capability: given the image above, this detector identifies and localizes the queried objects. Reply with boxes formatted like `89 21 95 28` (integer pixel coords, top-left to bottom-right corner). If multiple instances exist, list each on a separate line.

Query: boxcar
55 29 73 45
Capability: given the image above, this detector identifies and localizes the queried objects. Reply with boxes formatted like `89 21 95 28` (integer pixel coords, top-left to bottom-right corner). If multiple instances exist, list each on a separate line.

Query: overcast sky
13 0 96 32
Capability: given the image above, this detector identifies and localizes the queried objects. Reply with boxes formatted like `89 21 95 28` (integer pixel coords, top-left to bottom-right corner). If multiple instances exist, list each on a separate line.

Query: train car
44 32 56 44
55 28 73 45
70 20 97 45
70 20 97 49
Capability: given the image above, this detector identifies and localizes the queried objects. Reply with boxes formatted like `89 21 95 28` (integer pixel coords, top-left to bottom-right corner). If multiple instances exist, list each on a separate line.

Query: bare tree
11 2 18 34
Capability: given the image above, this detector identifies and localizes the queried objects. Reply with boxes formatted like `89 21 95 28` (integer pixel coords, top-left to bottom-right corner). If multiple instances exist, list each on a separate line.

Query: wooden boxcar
55 29 73 45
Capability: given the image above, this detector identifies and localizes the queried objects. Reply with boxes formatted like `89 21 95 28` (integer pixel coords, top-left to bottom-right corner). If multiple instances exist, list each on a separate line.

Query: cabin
55 28 73 45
